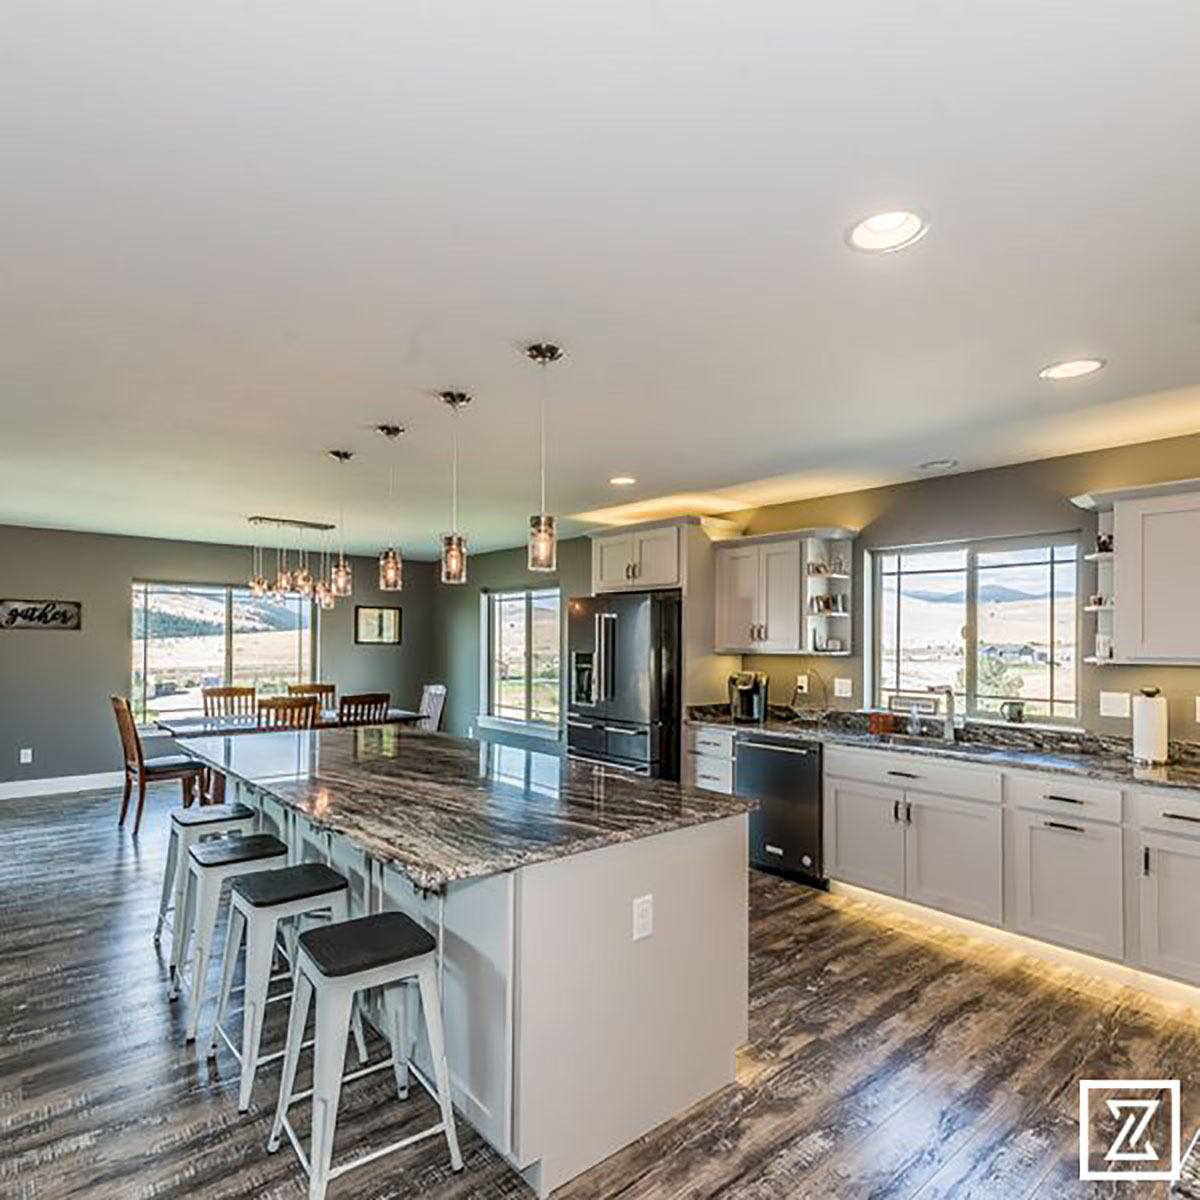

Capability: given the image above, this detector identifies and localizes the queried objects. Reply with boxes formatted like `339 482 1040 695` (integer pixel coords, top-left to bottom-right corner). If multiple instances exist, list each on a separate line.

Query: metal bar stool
158 803 256 962
208 863 368 1112
178 834 289 1036
268 912 463 1200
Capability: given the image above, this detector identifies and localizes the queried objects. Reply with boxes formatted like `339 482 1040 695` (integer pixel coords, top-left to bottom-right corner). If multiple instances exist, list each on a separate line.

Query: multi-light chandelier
247 515 337 606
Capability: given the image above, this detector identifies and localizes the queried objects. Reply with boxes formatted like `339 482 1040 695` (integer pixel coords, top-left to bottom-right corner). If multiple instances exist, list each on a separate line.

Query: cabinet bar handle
1162 811 1200 824
1044 820 1085 834
892 799 900 823
765 844 784 856
740 741 809 755
887 770 920 779
1044 794 1085 805
904 801 912 824
1143 846 1151 876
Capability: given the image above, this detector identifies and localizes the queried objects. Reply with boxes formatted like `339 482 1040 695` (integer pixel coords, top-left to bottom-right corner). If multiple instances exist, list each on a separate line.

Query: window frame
131 579 316 723
480 586 562 734
871 532 1082 725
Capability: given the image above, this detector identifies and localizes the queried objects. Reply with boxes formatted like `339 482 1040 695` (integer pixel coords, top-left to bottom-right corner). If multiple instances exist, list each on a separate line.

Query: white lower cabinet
1013 809 1123 959
826 778 907 898
1139 830 1200 984
905 792 1002 925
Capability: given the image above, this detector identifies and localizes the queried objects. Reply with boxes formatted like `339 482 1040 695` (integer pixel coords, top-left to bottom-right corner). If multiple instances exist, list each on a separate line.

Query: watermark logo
1079 1079 1181 1181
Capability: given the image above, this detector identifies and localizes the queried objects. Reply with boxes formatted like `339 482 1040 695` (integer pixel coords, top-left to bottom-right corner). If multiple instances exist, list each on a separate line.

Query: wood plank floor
3 785 1199 1199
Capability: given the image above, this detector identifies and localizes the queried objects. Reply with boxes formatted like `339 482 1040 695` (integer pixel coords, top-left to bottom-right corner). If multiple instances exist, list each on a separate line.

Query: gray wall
0 523 436 783
431 537 591 737
733 431 1200 739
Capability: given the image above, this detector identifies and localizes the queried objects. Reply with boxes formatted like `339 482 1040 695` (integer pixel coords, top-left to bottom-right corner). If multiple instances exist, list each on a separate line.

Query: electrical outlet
1099 691 1131 719
794 674 809 696
833 677 853 699
632 894 653 941
18 748 32 765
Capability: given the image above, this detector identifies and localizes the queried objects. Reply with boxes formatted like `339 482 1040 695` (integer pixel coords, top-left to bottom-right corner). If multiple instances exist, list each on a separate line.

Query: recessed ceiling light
609 475 637 487
1039 358 1106 381
918 458 958 472
847 210 929 254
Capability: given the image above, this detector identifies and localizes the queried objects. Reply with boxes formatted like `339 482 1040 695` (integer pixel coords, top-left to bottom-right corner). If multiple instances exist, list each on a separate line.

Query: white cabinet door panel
715 546 760 652
904 793 1002 925
1140 830 1200 984
1013 809 1123 959
594 534 635 591
826 779 905 897
1114 493 1200 661
758 540 802 653
633 526 680 588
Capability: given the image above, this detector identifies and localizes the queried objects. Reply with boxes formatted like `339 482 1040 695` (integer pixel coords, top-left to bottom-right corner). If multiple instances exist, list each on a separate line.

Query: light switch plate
794 674 809 695
18 748 32 765
1099 691 1131 719
632 894 653 941
1195 697 1200 723
833 677 853 699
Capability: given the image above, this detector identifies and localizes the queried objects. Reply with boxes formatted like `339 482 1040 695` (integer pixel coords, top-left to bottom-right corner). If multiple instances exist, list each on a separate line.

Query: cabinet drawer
824 746 1001 804
685 725 736 759
1007 771 1123 825
686 751 733 794
1133 789 1200 835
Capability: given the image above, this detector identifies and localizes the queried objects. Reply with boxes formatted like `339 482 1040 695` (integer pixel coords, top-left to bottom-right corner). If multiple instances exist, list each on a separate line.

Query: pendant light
314 534 335 610
249 536 268 597
525 342 562 572
439 392 470 584
294 528 314 597
328 449 354 597
376 424 405 591
272 523 290 596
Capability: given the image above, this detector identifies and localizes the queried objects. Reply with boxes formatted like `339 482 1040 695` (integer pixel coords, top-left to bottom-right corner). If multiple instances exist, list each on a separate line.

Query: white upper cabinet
758 541 803 653
592 526 679 592
715 545 760 651
1113 491 1200 661
714 539 802 653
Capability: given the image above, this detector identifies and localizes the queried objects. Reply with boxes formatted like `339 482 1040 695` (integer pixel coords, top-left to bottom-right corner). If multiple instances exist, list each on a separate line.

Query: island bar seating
208 863 367 1112
338 692 390 725
258 695 319 730
289 682 336 706
202 685 256 715
269 912 463 1200
417 683 447 731
155 801 257 957
111 695 204 835
173 833 289 1017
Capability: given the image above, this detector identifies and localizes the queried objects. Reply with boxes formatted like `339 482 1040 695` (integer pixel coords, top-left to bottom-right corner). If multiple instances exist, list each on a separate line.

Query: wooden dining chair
203 685 256 716
418 684 447 732
257 696 319 730
111 696 203 836
288 682 336 710
338 692 391 726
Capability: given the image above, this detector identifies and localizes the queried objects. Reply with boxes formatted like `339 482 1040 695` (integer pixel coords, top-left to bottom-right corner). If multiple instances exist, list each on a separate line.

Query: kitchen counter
688 716 1200 793
180 724 753 893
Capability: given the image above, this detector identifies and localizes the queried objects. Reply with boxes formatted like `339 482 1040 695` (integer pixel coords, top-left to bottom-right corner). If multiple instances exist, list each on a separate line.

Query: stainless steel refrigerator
566 590 681 779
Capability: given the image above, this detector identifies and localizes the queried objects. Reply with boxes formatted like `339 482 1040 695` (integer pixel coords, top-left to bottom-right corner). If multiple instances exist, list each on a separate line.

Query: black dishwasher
735 733 825 886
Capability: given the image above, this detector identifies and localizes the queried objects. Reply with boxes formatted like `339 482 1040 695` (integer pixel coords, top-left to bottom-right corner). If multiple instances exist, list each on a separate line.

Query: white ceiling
3 0 1200 557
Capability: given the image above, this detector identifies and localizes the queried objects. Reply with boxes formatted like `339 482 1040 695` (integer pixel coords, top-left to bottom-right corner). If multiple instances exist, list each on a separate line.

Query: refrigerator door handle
600 612 618 701
593 613 604 704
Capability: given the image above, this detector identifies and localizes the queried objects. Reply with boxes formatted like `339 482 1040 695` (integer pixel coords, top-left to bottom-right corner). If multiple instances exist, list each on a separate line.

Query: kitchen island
179 725 752 1197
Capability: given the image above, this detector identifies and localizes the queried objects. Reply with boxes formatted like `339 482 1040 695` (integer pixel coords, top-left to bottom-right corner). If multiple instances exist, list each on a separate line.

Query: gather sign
0 600 82 631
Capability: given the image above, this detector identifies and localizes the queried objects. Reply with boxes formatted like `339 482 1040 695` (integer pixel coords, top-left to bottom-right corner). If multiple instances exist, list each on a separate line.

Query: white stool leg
209 903 246 1056
186 870 222 1042
155 825 178 943
237 910 278 1111
389 984 409 1100
417 961 463 1172
169 860 198 1000
308 985 354 1200
325 894 368 1066
268 970 313 1154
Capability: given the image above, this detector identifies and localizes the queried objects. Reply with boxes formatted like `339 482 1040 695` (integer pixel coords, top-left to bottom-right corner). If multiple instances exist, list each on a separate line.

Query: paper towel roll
1132 688 1168 764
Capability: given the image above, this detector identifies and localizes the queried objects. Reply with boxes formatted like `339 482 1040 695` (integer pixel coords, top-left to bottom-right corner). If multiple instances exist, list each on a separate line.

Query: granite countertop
687 716 1200 793
178 726 753 892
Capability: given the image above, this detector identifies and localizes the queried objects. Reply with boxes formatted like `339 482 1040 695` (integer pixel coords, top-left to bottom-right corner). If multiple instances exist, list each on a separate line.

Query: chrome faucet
927 686 956 742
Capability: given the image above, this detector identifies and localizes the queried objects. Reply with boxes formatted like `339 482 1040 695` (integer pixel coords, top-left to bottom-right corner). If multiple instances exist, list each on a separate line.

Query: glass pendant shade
295 567 313 596
315 580 335 610
250 575 268 597
441 533 467 585
274 568 291 594
528 513 557 572
331 555 353 597
378 547 403 591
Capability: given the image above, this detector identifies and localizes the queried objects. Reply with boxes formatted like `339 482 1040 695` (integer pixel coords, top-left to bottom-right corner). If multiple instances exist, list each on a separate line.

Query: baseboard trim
0 771 124 801
829 880 1200 1011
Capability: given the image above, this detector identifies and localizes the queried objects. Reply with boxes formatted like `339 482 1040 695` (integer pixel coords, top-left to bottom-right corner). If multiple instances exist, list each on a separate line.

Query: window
875 535 1078 722
487 588 561 726
131 583 313 722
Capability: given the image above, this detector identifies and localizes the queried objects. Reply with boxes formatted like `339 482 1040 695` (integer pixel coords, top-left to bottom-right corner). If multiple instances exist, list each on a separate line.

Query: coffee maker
728 672 768 723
